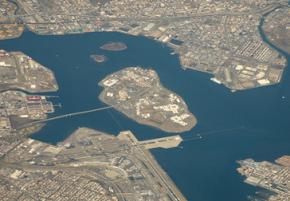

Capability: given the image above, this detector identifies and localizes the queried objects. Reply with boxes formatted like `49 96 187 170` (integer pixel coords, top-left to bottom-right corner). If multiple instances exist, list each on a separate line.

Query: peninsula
99 67 196 133
0 50 58 93
1 0 289 91
100 42 127 51
0 49 58 158
0 127 188 201
237 156 290 201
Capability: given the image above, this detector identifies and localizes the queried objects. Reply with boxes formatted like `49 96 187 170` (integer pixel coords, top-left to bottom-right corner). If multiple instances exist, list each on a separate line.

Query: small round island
90 54 107 63
100 42 127 51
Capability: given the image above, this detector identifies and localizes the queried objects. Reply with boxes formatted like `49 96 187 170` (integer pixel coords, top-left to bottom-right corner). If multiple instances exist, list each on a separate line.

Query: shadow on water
0 27 289 201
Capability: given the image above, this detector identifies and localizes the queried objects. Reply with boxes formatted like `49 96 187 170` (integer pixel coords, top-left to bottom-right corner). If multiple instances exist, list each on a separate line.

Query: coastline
98 67 197 133
0 22 290 201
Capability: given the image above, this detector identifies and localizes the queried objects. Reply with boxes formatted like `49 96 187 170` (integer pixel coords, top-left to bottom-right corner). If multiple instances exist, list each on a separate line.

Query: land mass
1 0 289 91
99 67 196 133
0 49 58 158
100 42 127 51
237 155 290 201
0 1 24 40
90 54 107 63
0 50 58 93
263 7 290 54
0 127 188 201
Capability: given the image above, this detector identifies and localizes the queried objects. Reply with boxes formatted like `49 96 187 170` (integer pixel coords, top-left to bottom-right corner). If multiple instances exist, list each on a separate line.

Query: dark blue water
0 28 289 200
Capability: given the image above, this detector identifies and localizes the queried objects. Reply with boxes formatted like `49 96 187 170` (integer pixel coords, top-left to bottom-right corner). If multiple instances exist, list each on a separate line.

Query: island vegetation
100 42 127 51
90 54 107 63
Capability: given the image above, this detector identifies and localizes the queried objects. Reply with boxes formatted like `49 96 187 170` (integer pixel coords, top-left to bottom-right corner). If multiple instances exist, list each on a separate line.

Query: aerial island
90 54 107 63
99 67 197 133
1 0 289 91
0 127 188 201
100 42 127 51
237 156 290 201
0 49 58 158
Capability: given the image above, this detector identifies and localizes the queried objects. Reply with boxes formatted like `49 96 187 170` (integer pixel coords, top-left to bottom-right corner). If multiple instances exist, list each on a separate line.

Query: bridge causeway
23 105 113 127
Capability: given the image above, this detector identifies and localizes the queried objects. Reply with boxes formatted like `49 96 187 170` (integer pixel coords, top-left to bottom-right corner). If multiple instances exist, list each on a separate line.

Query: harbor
0 30 289 201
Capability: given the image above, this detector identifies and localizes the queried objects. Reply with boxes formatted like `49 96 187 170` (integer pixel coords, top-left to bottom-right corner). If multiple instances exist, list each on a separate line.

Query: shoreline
98 67 197 133
99 95 197 133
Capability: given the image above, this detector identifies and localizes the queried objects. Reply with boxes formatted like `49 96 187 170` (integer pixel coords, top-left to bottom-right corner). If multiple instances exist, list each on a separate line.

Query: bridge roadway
24 105 113 127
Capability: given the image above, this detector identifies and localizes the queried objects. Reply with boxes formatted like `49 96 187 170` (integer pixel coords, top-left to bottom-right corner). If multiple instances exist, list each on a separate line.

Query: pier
118 131 183 150
139 136 183 149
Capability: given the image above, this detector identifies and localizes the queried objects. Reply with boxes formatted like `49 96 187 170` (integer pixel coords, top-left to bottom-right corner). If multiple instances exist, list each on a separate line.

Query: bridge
22 105 113 128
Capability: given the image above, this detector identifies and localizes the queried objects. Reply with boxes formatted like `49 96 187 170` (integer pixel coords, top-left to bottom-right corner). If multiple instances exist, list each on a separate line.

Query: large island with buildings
0 127 188 201
99 67 197 133
237 155 290 201
0 0 289 91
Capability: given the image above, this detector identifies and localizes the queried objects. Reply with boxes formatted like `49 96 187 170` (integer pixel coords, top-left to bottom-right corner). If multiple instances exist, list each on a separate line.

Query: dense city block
0 0 289 90
0 1 24 40
0 50 58 158
0 50 58 93
263 7 290 54
0 1 289 201
0 128 187 201
237 156 290 201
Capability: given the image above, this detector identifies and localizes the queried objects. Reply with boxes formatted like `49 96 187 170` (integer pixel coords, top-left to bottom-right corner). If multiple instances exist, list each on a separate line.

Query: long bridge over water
22 105 113 128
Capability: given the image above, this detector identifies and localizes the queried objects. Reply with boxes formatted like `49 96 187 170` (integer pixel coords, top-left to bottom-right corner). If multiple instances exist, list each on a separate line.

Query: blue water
0 29 289 201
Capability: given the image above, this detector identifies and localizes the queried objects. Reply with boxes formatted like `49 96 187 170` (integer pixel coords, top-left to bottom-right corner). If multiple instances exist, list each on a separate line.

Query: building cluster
0 1 24 40
0 0 287 91
0 91 53 134
0 50 58 92
99 67 196 133
237 156 290 201
0 90 55 157
263 7 290 54
0 127 187 201
15 0 102 35
0 49 58 159
0 168 115 201
123 11 286 91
